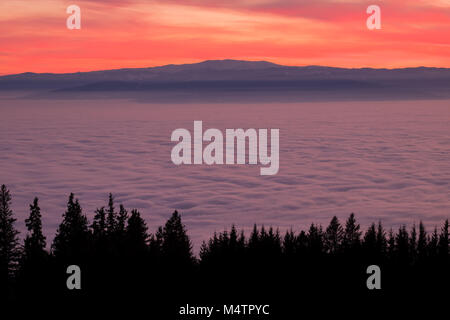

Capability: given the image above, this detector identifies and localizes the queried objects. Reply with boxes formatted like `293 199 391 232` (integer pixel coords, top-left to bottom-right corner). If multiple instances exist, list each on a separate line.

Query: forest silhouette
0 184 449 313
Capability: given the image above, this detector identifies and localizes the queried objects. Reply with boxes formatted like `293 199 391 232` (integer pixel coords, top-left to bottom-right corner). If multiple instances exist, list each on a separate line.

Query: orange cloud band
0 0 449 74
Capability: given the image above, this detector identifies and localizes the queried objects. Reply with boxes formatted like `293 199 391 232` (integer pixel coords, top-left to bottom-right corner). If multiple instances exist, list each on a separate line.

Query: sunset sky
1 0 449 75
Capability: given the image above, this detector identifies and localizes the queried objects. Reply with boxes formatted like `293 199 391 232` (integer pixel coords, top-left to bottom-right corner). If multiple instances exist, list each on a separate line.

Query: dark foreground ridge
0 184 449 315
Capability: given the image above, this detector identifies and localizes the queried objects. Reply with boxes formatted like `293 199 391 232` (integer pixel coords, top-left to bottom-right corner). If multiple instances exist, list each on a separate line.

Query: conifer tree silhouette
125 209 149 255
376 221 388 258
106 193 117 236
117 204 128 237
228 225 238 254
409 224 417 262
307 223 324 256
22 198 47 266
90 203 109 283
417 221 427 261
199 240 210 262
237 230 246 251
266 227 282 262
342 213 361 253
248 224 259 250
0 185 20 286
438 219 449 258
200 225 246 272
247 224 263 267
363 223 377 257
18 197 48 297
428 226 439 258
324 216 344 255
387 228 395 257
149 226 163 261
1 189 449 303
92 207 106 241
295 230 308 256
395 225 410 264
283 228 296 257
52 193 90 262
364 223 376 244
161 210 194 267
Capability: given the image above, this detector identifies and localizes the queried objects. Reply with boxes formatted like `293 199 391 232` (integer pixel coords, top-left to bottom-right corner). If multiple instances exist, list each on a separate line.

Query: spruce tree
283 229 296 257
409 224 417 262
387 228 395 257
296 230 308 256
363 223 377 254
248 224 259 251
428 226 439 258
19 197 48 293
395 225 410 263
149 226 163 259
199 240 210 262
229 225 238 253
52 193 90 261
237 230 246 251
409 224 417 252
231 227 246 266
307 223 323 256
438 219 449 258
376 221 387 257
161 210 194 266
117 204 128 236
23 197 47 264
91 207 106 240
106 193 117 236
125 209 149 255
267 227 282 256
417 221 427 260
0 185 20 282
91 206 108 261
324 216 344 254
342 213 361 252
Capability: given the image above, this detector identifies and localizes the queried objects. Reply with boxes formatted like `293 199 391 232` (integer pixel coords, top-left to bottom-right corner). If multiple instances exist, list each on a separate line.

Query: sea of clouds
1 98 449 251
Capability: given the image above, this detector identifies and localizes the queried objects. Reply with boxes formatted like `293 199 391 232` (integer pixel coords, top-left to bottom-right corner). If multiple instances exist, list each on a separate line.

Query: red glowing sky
1 0 449 75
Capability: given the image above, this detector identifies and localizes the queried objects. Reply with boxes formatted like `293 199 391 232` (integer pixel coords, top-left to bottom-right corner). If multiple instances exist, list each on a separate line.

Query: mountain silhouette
1 60 449 101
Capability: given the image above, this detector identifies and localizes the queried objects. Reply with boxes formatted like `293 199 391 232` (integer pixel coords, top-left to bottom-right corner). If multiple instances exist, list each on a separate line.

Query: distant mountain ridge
1 60 449 101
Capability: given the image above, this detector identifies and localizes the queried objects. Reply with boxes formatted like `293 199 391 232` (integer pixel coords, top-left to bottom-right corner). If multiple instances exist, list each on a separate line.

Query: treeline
0 184 449 307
